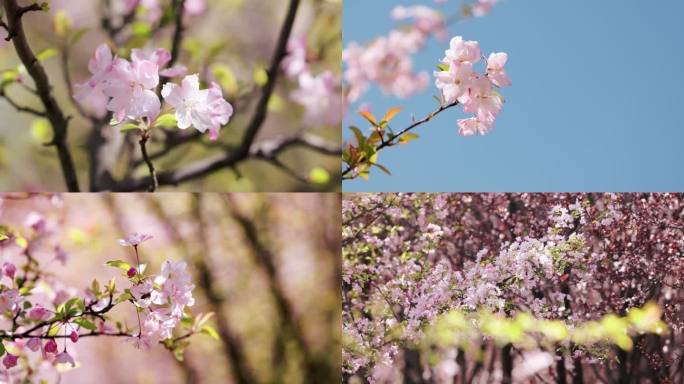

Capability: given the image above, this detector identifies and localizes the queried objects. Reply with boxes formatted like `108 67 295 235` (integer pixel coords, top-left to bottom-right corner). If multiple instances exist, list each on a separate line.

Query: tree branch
2 0 80 191
0 89 45 116
138 132 158 192
114 132 337 191
342 101 459 179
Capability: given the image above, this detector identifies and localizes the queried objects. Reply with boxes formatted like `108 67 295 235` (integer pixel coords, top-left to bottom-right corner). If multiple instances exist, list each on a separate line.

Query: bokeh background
343 0 684 192
0 192 341 383
0 0 341 192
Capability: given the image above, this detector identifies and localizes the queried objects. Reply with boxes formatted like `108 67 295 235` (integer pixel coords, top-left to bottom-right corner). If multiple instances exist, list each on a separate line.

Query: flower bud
127 267 137 278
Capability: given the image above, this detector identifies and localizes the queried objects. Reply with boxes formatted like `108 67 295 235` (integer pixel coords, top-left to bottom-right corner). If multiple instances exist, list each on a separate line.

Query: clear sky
342 0 684 192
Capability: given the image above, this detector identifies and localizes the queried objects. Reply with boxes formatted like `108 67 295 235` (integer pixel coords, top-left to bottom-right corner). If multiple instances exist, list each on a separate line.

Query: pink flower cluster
282 37 343 127
434 36 511 136
75 44 233 140
343 5 447 103
129 259 195 348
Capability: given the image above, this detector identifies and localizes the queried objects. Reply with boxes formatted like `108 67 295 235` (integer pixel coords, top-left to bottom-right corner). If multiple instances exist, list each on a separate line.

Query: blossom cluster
0 196 204 382
76 44 233 140
342 5 446 103
128 259 195 348
434 36 511 136
282 37 343 127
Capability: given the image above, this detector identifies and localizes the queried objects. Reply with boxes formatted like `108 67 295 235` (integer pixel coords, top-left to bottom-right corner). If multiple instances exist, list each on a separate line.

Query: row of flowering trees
343 193 684 383
0 0 341 191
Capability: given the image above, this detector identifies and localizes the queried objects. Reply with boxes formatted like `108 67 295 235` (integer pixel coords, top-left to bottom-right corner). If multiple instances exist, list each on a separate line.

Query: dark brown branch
138 132 158 192
342 101 459 179
3 0 80 191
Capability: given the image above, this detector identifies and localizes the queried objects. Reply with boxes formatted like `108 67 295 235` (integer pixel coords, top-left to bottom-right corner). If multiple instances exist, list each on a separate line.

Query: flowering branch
2 0 80 192
341 101 459 179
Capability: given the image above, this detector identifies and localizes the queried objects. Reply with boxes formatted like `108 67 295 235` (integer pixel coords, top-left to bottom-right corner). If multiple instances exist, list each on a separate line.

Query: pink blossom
184 0 207 16
290 71 343 127
104 57 161 122
457 117 493 136
473 0 498 17
28 305 50 321
486 52 511 87
24 212 47 233
444 36 481 64
161 75 234 140
159 65 188 78
152 260 195 315
434 61 474 104
74 44 115 102
391 5 446 40
131 48 171 69
130 280 153 308
118 233 153 247
55 351 75 367
2 263 15 280
462 76 504 124
26 337 41 352
282 37 309 79
0 289 18 313
2 354 17 369
43 339 58 354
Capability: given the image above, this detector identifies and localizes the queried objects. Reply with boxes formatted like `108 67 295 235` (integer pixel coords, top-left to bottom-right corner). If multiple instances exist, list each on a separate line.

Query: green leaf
211 64 239 97
371 162 392 176
36 48 58 63
119 123 140 133
436 63 449 71
398 133 420 145
69 28 90 45
309 167 330 184
23 301 32 309
53 11 72 38
31 119 51 143
358 111 378 126
348 126 366 149
154 113 177 128
131 22 151 37
115 292 133 305
105 260 131 271
74 318 97 331
253 67 268 86
64 297 82 313
0 342 5 357
201 325 220 340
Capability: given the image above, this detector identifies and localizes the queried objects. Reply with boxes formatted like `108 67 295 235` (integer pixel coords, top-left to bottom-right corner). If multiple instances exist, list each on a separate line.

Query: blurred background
0 0 341 192
0 192 341 383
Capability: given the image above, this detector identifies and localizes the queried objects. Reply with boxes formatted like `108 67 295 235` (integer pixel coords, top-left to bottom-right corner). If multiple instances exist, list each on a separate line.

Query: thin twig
138 132 158 192
342 101 459 179
0 89 45 116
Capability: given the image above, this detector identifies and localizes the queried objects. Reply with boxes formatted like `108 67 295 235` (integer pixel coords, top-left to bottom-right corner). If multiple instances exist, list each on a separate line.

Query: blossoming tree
343 193 684 383
342 0 510 181
0 0 341 191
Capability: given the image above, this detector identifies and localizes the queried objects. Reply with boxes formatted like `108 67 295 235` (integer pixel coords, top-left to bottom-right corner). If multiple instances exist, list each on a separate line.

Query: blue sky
342 0 684 192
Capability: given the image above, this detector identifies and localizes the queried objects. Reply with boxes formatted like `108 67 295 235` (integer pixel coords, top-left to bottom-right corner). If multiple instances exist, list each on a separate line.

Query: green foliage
423 302 667 354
